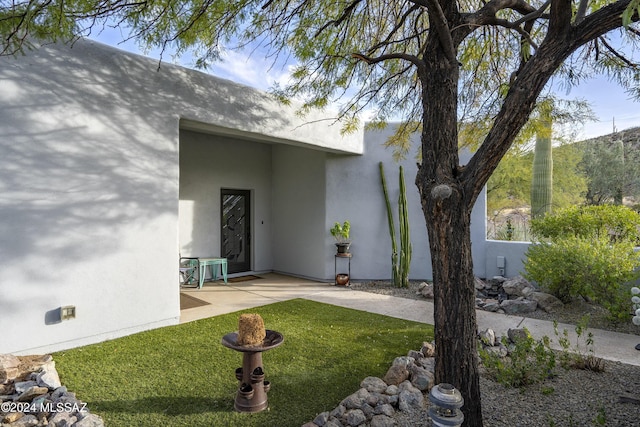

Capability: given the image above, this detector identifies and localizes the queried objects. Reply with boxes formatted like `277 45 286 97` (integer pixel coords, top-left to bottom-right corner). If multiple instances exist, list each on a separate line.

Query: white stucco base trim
10 317 180 356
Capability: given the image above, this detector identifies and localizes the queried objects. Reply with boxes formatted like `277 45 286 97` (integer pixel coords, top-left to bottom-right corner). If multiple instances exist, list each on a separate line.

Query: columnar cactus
531 108 553 219
379 162 412 288
398 165 412 288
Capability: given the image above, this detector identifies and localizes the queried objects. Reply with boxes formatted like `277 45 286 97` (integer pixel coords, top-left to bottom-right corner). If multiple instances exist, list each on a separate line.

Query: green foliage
379 162 412 288
579 132 640 206
479 329 556 388
487 151 532 212
330 220 350 243
524 237 640 320
487 143 586 216
554 316 605 372
527 205 640 320
54 299 431 426
623 0 640 27
530 204 640 243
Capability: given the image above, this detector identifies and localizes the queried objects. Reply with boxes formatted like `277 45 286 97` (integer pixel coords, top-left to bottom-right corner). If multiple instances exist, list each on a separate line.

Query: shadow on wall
0 40 290 283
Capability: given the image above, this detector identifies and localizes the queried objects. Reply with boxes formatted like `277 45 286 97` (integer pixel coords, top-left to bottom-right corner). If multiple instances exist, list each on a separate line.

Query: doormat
180 293 210 310
227 275 262 283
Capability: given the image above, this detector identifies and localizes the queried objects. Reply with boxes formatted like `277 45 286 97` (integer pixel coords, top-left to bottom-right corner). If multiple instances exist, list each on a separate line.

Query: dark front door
221 189 251 274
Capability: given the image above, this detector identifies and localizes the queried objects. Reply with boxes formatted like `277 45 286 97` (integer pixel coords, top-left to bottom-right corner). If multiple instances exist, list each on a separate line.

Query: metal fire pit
221 329 284 413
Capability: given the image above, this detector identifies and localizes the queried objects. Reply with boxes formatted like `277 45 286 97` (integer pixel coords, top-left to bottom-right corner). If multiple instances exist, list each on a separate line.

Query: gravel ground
348 280 640 427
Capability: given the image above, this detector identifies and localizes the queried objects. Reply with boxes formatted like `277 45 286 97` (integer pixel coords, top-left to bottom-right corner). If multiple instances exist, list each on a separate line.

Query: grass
53 299 433 426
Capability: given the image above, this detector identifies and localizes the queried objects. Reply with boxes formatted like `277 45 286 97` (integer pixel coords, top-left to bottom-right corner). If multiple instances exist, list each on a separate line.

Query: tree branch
367 4 421 54
573 0 638 47
422 0 458 65
351 51 424 72
314 0 362 37
599 36 639 66
548 0 573 36
575 0 589 24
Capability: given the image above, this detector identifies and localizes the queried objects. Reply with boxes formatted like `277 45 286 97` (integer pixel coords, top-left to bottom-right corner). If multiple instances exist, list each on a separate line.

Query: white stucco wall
484 240 531 278
0 37 496 354
0 43 181 354
271 145 328 279
179 130 274 271
0 39 362 354
324 127 487 281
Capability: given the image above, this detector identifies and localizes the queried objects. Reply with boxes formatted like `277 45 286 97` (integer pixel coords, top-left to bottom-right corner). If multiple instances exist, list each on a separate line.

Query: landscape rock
10 414 38 427
500 297 537 314
0 353 104 427
382 365 409 386
37 363 62 390
391 356 414 368
361 377 387 394
16 385 49 401
502 275 531 297
0 354 20 382
344 409 367 426
409 366 434 391
478 328 496 347
397 381 424 412
420 342 435 357
303 346 438 426
528 291 564 313
474 276 485 290
417 282 434 298
370 414 396 427
313 411 330 426
484 343 509 357
507 328 530 343
482 300 502 312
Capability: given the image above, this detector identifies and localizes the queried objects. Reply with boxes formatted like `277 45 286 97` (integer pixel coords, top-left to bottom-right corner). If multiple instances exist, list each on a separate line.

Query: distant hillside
579 126 640 147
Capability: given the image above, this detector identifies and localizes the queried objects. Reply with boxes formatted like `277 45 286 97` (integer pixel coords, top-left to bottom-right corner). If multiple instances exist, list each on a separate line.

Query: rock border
0 354 104 427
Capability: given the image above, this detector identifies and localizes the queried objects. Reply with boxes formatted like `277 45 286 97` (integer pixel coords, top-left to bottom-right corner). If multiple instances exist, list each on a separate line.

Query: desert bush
524 236 639 321
554 316 605 372
479 328 556 387
526 205 640 321
530 204 640 244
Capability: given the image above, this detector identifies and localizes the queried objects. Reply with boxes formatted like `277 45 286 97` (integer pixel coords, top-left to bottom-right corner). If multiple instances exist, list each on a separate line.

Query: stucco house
0 40 527 355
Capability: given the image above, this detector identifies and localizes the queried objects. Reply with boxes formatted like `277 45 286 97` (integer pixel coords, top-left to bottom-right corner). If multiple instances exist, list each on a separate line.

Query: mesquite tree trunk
413 10 597 427
531 111 553 218
416 47 484 426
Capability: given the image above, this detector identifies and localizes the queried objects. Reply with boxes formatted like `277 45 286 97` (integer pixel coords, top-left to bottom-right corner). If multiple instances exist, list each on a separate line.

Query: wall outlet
60 305 76 320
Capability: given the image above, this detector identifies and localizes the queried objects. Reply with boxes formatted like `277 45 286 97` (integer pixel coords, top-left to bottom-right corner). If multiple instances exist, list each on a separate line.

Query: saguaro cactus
531 108 553 219
379 162 412 288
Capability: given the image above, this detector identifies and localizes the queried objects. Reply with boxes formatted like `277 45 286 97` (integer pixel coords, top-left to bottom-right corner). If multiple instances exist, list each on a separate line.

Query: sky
89 29 640 141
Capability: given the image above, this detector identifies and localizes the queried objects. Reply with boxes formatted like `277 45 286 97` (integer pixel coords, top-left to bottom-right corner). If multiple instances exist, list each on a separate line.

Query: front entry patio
178 273 343 323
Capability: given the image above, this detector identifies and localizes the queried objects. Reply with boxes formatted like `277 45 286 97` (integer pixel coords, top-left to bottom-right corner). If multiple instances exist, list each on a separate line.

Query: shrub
524 236 640 321
526 204 640 321
479 328 556 387
554 316 605 372
530 204 640 244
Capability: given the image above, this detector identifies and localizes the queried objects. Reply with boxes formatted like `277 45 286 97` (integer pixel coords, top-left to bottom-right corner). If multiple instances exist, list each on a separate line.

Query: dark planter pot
335 242 351 254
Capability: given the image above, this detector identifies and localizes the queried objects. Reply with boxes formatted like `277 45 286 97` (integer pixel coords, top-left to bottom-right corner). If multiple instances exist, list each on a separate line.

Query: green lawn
54 299 433 426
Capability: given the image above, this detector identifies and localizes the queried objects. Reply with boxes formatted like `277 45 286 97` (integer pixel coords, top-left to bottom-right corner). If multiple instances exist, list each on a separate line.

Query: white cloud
208 50 294 92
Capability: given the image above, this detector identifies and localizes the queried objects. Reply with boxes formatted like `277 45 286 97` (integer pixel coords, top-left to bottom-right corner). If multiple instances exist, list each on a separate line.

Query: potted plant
330 220 351 255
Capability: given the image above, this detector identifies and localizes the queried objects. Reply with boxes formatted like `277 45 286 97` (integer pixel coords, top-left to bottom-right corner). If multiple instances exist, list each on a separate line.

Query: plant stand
221 330 284 413
334 253 352 286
